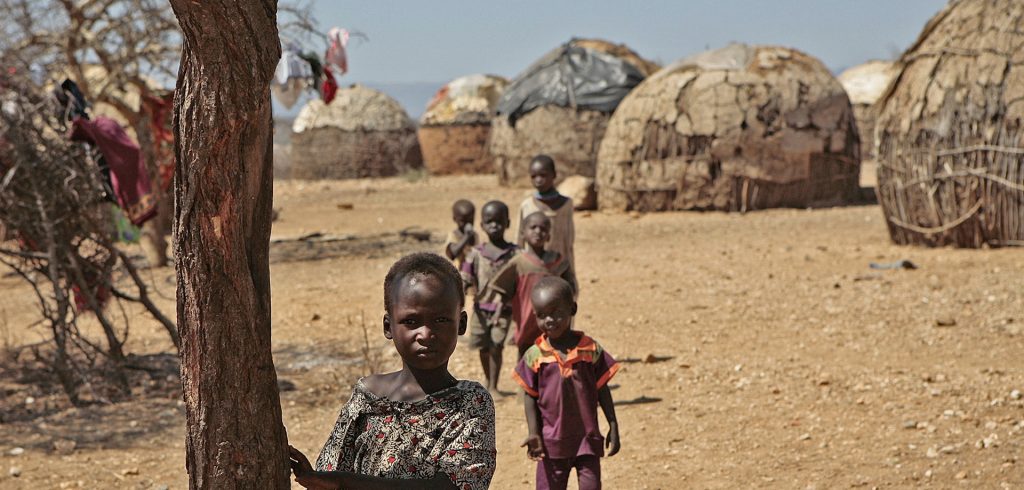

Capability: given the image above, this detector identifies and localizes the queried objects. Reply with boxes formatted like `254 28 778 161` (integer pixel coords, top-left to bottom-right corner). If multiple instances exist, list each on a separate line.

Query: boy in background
518 155 574 271
445 199 477 270
486 212 576 358
461 200 518 395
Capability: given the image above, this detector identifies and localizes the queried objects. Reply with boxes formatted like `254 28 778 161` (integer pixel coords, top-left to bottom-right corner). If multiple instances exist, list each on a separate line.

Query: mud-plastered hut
488 38 657 185
597 43 861 212
875 0 1024 248
291 85 422 180
418 74 508 175
838 60 897 161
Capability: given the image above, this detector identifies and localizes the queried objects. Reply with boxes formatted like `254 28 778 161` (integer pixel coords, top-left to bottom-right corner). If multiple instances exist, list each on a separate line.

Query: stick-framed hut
291 84 421 180
418 74 507 175
597 43 861 212
875 0 1024 247
488 38 657 186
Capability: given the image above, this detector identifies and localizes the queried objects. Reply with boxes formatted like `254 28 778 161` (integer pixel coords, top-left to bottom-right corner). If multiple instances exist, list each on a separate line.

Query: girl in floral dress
289 253 497 489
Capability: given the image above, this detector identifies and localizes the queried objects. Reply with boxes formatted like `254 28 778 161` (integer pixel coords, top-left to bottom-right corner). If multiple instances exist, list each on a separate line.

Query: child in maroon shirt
512 277 620 490
485 212 577 358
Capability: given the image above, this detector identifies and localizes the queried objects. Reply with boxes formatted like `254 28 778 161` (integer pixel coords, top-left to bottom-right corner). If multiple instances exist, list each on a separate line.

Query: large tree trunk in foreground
169 1 287 488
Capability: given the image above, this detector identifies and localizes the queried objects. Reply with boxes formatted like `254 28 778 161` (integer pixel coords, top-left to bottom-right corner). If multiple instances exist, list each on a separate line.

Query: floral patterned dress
314 379 496 489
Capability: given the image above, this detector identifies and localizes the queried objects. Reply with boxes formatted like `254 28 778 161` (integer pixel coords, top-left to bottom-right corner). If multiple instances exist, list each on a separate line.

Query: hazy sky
305 0 948 84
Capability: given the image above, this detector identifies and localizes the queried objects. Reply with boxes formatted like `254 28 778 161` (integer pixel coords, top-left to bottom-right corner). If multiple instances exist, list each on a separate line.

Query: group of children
289 155 619 490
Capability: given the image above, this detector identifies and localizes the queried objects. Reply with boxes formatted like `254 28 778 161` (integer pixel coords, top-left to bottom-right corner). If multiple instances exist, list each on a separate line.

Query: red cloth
70 117 157 225
142 91 175 192
322 66 338 104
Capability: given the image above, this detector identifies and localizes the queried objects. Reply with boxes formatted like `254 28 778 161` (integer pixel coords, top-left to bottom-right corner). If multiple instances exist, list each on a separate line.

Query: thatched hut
838 60 897 160
291 85 422 180
418 74 508 175
875 0 1024 248
597 43 861 212
488 38 657 185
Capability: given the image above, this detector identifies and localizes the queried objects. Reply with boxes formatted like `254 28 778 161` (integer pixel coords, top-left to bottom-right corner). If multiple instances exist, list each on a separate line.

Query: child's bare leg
487 346 502 392
478 348 492 389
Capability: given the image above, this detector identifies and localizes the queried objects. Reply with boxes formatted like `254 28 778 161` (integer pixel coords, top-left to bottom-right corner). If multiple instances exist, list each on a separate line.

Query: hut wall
290 128 421 180
418 123 493 175
598 52 861 212
875 0 1024 248
488 105 609 186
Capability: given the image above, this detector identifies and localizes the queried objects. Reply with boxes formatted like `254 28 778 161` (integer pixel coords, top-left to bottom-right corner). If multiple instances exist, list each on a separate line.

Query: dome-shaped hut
488 38 657 185
875 0 1024 248
838 60 897 160
291 85 422 180
597 43 861 212
418 74 508 175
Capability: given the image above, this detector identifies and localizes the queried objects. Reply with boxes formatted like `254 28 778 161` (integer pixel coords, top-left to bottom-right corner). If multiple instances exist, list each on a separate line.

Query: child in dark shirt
460 201 518 395
513 276 620 490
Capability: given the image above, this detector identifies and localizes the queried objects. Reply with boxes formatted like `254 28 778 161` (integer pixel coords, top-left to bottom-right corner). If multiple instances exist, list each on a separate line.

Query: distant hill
272 81 442 121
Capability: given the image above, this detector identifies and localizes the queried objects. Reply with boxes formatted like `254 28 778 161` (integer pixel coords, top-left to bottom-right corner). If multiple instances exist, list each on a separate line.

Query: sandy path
0 175 1021 489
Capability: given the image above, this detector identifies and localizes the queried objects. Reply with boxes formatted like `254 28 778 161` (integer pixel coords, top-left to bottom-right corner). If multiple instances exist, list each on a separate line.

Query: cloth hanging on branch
273 42 315 109
325 27 350 75
69 116 157 226
322 66 339 104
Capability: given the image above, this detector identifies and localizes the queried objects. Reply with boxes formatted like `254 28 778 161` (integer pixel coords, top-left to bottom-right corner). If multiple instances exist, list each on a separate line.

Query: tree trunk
168 1 287 488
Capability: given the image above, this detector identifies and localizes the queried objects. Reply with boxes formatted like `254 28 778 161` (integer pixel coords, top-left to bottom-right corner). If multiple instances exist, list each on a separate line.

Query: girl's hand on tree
521 434 546 461
605 422 621 457
289 445 322 488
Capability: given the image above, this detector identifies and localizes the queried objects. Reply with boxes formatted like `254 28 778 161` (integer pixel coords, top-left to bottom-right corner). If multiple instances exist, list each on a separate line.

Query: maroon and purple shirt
513 333 620 459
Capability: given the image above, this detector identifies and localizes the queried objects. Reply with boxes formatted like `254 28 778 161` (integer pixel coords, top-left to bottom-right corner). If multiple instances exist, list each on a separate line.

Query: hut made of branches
488 38 657 186
291 85 422 180
418 74 508 175
597 43 861 212
838 60 897 161
875 0 1024 248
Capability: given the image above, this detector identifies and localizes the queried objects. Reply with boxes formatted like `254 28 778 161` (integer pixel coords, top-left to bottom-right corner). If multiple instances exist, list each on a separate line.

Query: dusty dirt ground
0 174 1022 489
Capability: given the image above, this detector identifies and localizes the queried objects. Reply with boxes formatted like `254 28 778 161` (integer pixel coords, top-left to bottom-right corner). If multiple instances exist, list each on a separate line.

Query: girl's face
384 274 466 371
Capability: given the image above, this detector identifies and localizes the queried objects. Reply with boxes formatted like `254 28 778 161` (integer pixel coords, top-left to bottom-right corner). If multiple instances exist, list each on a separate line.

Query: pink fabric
70 116 156 225
325 27 350 75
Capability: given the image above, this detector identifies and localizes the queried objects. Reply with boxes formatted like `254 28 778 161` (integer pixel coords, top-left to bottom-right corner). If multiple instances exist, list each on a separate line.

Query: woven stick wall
875 0 1024 247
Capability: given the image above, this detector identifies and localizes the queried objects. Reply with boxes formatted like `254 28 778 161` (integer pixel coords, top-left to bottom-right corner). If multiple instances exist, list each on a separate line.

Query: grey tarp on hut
488 38 655 185
875 0 1024 248
496 39 647 126
596 43 861 212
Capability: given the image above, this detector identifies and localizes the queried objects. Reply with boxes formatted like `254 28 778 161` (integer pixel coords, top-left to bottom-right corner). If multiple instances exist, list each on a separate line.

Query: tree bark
168 1 287 488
